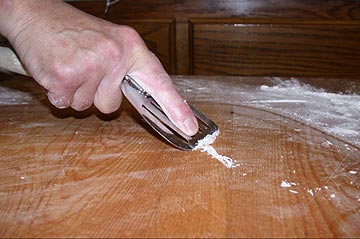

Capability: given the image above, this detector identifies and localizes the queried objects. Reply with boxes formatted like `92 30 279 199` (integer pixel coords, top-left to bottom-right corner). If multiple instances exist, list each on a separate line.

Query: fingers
39 59 101 111
40 67 79 109
47 91 73 109
70 79 100 111
93 80 123 114
128 51 199 136
45 70 125 114
93 68 126 114
37 39 124 113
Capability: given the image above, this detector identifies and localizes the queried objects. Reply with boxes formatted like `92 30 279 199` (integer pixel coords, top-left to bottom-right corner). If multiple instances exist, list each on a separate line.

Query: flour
257 78 360 146
253 100 308 103
194 130 238 168
280 181 292 188
280 180 300 192
176 77 360 147
0 86 34 105
307 189 314 196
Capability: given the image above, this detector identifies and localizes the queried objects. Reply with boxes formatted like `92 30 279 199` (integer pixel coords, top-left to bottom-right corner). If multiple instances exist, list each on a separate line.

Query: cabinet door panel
190 20 360 78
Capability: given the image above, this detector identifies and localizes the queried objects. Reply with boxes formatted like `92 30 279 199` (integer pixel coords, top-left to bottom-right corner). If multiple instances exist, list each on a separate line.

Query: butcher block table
0 75 359 238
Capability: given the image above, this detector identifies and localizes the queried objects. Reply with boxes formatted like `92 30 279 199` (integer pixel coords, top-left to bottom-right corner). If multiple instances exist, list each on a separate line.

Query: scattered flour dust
194 130 238 168
177 77 360 147
257 78 360 146
349 170 357 175
0 85 34 105
280 181 292 188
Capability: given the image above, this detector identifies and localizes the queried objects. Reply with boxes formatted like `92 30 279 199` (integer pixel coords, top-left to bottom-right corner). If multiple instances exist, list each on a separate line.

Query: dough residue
194 130 238 168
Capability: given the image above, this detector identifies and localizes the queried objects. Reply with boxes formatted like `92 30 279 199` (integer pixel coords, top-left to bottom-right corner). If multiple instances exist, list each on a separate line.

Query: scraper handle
0 45 29 76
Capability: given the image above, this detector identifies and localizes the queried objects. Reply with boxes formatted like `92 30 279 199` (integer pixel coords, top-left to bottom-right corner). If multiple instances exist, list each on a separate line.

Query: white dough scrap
194 130 237 168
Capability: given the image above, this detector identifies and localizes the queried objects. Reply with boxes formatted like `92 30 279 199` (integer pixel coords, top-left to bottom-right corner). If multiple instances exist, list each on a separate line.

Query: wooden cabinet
32 1 360 78
190 19 360 77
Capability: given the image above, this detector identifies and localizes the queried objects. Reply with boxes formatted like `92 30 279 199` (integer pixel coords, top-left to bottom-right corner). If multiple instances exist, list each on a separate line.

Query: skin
0 0 198 136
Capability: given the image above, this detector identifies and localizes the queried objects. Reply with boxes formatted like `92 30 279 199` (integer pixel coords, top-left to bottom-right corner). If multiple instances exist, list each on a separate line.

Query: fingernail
47 92 70 109
184 117 198 136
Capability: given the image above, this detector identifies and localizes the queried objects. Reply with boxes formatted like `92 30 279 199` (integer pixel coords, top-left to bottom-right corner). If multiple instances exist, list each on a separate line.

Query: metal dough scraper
0 45 218 150
121 75 218 150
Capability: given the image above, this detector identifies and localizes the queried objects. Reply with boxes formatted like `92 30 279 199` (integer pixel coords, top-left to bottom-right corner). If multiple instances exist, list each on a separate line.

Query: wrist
0 0 62 42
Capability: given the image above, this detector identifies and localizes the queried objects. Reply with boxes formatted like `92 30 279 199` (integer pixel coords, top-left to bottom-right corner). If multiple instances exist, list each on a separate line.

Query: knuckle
119 25 144 49
79 52 99 75
48 63 78 90
96 37 122 62
121 26 140 40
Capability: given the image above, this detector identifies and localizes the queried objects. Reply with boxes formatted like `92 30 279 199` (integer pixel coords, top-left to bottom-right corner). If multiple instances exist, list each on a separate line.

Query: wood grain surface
190 19 360 77
0 75 359 237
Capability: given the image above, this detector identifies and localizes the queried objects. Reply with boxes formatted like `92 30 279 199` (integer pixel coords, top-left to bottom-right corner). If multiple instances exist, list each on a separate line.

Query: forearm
0 0 62 42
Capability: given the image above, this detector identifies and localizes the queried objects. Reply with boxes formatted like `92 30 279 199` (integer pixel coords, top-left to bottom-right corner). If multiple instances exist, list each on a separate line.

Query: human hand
0 0 198 135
